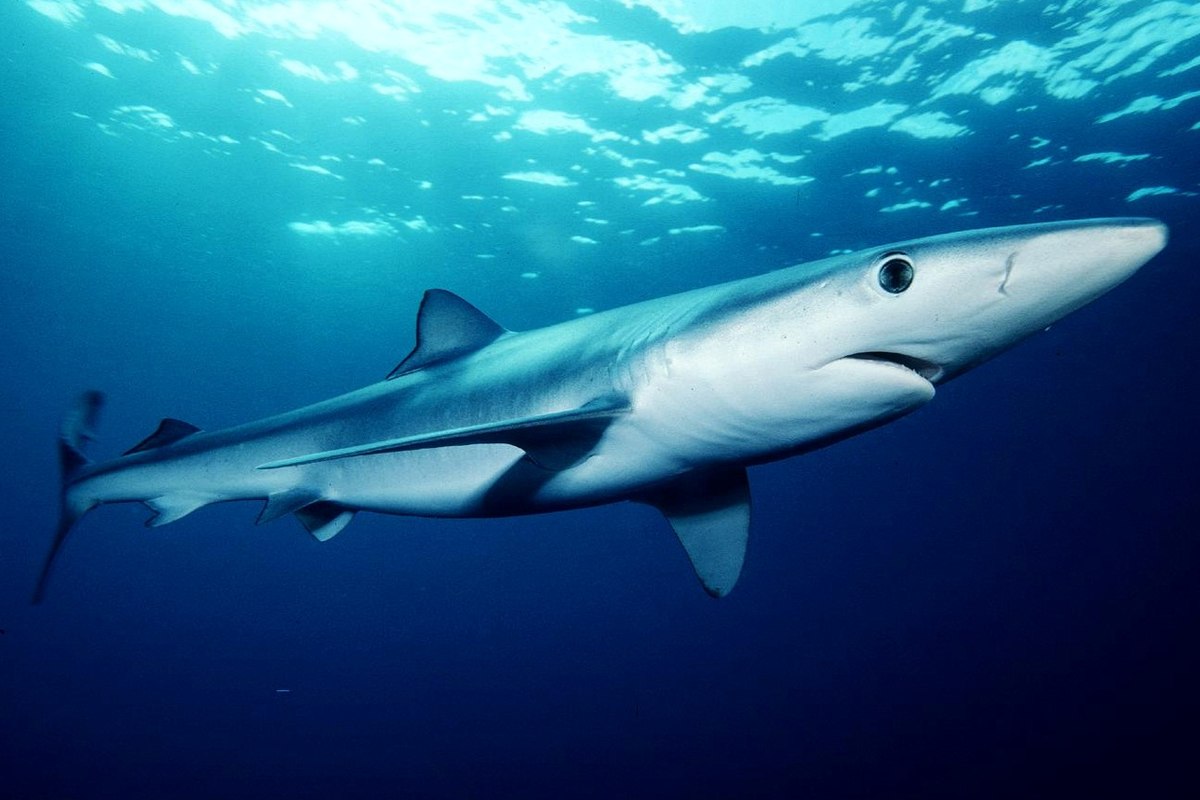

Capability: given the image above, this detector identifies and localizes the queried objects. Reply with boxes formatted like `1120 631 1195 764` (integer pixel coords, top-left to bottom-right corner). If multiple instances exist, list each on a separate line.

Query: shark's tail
32 391 105 605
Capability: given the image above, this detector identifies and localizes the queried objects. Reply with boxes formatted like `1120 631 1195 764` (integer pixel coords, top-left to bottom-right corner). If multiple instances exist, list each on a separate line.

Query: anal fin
641 467 751 598
144 493 215 528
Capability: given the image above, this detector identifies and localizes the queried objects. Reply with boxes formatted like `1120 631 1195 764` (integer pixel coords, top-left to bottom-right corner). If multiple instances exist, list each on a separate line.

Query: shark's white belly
320 420 678 517
323 348 939 519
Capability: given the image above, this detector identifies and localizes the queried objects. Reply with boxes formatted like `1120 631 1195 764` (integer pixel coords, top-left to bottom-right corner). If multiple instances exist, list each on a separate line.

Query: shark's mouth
845 351 943 382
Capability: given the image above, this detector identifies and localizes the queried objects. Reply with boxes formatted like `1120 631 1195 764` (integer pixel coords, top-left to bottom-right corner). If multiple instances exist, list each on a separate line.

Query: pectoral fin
642 467 751 598
257 395 630 472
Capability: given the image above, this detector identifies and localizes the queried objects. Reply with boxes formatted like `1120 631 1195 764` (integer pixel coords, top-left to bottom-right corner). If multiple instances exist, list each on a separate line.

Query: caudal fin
32 391 104 605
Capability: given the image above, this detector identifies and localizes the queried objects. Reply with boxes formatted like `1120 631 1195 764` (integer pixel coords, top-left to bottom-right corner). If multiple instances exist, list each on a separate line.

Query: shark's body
38 218 1167 601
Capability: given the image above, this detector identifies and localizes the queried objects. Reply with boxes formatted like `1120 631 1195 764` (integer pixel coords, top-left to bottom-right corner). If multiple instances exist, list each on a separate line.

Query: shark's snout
1013 217 1166 294
1117 216 1169 253
1091 217 1168 283
989 218 1166 334
848 217 1169 386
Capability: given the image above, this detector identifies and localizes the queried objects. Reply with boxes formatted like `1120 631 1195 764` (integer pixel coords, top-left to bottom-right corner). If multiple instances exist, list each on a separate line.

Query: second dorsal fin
124 418 202 455
388 289 508 379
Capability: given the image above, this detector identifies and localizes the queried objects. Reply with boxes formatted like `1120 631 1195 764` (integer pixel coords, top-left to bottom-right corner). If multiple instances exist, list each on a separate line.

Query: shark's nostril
999 252 1016 296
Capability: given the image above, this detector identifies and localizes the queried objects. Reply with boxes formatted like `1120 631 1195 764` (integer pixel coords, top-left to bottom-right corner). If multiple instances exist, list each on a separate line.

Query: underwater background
1 1 1198 797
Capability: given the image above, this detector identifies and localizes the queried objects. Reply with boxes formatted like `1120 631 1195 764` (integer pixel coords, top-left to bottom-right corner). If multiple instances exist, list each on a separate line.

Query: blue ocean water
1 1 1198 797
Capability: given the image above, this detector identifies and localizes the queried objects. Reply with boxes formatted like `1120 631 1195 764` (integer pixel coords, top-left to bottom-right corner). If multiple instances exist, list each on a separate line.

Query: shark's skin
37 218 1167 601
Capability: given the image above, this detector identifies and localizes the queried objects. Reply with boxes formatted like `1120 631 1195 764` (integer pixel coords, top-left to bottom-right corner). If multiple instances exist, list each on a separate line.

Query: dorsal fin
388 289 508 379
124 418 202 455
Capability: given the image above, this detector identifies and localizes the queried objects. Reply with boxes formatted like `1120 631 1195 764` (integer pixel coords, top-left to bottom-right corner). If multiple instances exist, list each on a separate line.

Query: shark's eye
878 255 914 294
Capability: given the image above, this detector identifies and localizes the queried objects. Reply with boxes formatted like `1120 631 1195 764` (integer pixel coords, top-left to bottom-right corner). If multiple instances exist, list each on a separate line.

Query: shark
35 217 1167 602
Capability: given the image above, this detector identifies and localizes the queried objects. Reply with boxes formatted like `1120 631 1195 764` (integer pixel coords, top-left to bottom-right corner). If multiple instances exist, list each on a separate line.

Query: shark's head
823 217 1167 386
669 217 1168 464
615 217 1167 470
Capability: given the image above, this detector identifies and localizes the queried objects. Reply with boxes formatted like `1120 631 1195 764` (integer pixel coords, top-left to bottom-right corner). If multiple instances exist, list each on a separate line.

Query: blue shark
36 218 1167 601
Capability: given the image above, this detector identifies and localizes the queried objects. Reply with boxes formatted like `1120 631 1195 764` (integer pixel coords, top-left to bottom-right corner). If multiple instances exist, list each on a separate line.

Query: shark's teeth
846 352 942 382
